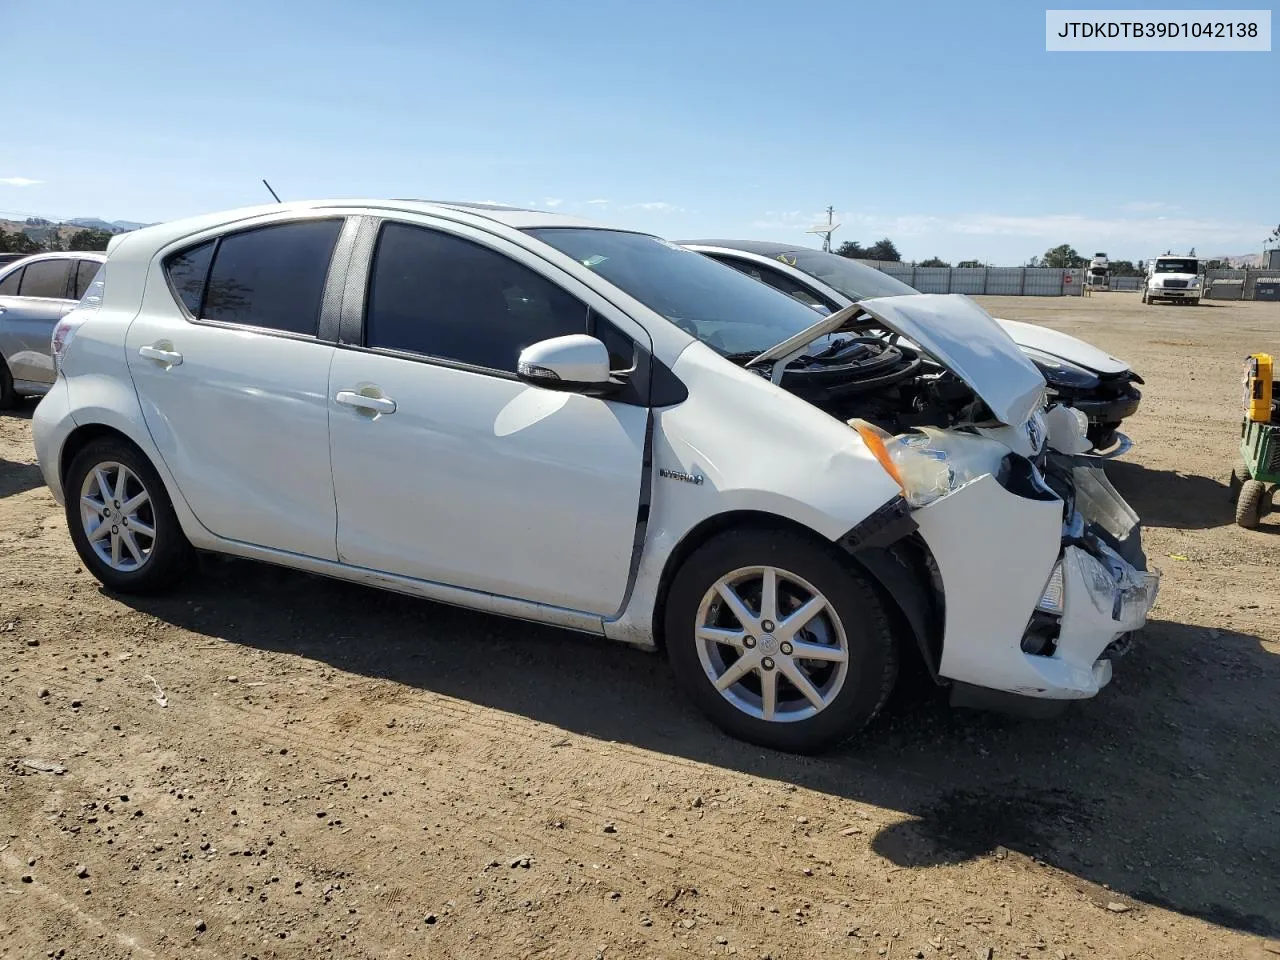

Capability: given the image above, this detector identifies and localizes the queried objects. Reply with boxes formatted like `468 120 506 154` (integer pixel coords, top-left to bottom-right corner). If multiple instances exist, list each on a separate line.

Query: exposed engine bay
735 316 997 434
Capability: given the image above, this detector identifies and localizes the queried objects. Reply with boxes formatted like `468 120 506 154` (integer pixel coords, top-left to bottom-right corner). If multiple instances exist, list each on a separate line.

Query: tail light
51 264 106 376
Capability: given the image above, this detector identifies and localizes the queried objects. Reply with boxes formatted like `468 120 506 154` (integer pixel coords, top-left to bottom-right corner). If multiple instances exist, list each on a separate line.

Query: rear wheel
1229 460 1250 498
64 437 194 593
1236 479 1267 529
665 527 898 753
0 358 15 410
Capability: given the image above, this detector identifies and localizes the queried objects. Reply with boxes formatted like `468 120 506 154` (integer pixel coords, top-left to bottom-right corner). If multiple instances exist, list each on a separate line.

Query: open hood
748 294 1047 427
994 317 1130 375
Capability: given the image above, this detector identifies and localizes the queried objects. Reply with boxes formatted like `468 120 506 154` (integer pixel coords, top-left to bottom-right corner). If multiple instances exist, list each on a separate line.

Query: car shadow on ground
119 557 1280 940
0 459 44 499
0 400 36 421
1107 458 1236 530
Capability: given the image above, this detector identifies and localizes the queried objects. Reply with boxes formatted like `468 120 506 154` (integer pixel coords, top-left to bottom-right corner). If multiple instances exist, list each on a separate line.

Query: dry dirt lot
1 294 1278 960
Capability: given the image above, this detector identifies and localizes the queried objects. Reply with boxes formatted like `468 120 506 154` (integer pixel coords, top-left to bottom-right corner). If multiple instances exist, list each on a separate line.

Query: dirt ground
2 293 1278 960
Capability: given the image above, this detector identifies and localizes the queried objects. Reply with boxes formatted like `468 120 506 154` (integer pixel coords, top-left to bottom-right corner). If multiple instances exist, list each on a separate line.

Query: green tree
0 228 40 254
835 240 867 259
865 238 901 262
918 256 950 268
1106 260 1143 277
1041 244 1086 268
68 229 113 251
956 259 984 268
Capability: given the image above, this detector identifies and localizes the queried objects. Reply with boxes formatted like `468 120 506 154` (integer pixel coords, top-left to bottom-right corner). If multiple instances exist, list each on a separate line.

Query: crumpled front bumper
912 454 1159 700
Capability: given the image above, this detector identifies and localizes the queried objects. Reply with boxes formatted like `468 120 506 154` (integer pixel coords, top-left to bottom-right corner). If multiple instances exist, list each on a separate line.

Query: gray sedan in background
0 251 105 408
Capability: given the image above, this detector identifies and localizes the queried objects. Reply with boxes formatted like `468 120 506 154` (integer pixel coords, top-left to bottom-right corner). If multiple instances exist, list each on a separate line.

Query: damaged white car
32 200 1159 753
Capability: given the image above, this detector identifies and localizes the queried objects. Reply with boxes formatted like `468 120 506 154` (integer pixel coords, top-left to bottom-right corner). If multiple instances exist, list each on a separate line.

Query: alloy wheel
79 462 157 572
694 566 850 723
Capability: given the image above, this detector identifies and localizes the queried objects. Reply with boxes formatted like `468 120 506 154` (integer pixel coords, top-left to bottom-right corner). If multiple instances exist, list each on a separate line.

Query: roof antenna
262 179 282 203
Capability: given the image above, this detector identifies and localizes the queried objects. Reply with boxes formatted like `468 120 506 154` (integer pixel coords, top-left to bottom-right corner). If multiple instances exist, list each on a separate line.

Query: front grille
1162 279 1189 289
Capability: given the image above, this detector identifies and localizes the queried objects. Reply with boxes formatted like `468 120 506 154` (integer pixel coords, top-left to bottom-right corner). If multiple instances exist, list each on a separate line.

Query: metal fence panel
949 268 987 295
986 268 1025 295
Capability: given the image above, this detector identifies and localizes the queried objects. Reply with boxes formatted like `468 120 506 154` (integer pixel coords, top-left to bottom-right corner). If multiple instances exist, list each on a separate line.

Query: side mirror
517 334 621 395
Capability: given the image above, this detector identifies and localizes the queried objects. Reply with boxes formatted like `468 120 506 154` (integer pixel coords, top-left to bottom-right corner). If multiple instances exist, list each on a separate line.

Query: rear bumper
30 375 75 506
913 456 1158 701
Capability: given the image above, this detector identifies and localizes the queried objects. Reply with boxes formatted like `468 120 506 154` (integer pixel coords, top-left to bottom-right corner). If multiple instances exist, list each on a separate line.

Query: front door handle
335 390 396 415
139 344 184 366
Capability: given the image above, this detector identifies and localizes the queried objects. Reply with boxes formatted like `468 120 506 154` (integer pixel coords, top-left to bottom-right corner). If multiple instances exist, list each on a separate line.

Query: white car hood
750 294 1048 427
993 317 1130 375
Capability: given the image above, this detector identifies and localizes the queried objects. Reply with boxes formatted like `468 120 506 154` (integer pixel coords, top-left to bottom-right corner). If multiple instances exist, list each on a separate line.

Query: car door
124 217 350 560
327 218 649 616
0 257 76 386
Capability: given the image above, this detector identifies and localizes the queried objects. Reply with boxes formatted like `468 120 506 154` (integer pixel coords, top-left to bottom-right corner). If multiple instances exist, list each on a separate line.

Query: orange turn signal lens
854 423 905 491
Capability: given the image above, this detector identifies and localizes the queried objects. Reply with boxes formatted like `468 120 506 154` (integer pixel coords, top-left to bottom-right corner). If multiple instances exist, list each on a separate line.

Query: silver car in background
0 252 105 408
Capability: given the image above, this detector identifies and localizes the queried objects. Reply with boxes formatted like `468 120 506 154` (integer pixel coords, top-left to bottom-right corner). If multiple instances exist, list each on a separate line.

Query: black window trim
159 215 356 345
343 216 662 405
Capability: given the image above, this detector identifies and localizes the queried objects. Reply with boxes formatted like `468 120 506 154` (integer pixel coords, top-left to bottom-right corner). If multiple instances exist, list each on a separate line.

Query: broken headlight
852 421 1010 509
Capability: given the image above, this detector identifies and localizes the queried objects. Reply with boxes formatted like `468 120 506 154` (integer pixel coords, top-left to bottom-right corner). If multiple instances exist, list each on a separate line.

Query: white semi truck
1142 255 1202 306
1086 252 1109 291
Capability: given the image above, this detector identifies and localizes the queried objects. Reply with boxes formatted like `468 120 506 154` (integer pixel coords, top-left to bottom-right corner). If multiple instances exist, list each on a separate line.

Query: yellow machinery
1231 353 1279 527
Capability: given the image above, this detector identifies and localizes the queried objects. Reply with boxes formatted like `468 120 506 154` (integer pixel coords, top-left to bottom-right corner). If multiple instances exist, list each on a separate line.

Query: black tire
64 436 194 593
664 527 899 754
1229 460 1250 498
0 358 15 410
1235 479 1266 529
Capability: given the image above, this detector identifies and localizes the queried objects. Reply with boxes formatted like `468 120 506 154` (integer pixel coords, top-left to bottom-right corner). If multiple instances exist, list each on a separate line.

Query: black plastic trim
338 216 379 346
317 217 363 344
836 495 917 553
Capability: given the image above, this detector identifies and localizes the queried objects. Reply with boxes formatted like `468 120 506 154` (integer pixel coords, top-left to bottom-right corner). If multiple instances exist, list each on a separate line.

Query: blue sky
3 0 1275 263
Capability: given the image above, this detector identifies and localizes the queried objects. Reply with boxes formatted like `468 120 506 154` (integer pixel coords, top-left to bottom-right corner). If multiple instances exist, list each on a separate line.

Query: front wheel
664 528 898 753
64 437 194 593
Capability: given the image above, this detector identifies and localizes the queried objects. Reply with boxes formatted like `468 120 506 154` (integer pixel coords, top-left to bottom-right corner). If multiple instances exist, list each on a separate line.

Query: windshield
1154 259 1198 274
526 228 832 357
781 248 920 301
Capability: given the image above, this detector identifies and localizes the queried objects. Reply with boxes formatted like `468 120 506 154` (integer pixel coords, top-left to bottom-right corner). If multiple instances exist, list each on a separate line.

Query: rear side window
165 241 214 316
0 267 21 296
165 220 342 337
17 259 72 299
73 260 103 300
365 222 588 372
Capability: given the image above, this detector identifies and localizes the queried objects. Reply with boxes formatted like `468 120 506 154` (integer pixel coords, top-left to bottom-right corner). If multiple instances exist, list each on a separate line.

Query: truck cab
1142 255 1202 306
1086 252 1109 291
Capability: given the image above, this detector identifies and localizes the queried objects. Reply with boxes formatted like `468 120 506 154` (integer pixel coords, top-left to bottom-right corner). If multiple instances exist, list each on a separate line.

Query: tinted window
202 220 342 335
720 258 832 312
18 259 72 299
366 223 588 372
73 260 102 300
0 267 21 296
780 249 920 301
164 240 215 316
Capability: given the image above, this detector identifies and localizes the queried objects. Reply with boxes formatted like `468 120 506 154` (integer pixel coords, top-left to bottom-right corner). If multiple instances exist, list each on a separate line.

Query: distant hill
66 217 153 233
0 215 154 252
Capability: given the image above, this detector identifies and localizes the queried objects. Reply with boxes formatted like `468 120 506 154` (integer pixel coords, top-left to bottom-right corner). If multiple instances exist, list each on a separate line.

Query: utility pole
807 206 840 253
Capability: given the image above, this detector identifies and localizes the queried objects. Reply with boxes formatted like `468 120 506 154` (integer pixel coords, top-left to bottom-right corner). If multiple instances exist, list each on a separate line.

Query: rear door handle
139 344 184 366
335 390 396 415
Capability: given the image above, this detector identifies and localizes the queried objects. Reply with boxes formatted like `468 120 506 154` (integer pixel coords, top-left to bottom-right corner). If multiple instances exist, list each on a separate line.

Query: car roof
682 239 826 257
0 250 106 278
117 199 616 247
